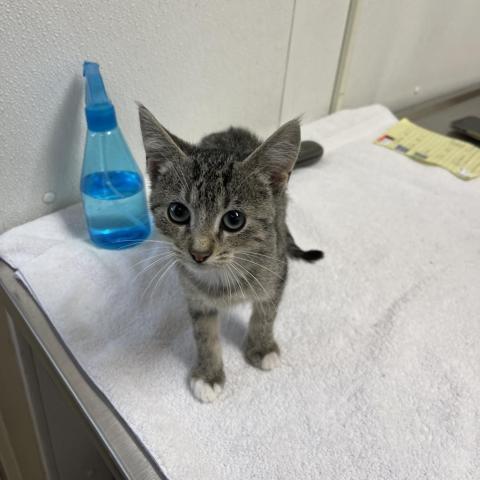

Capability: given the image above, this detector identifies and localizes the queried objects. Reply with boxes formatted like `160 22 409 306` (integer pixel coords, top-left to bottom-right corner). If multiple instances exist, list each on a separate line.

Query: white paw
261 352 281 371
190 378 223 403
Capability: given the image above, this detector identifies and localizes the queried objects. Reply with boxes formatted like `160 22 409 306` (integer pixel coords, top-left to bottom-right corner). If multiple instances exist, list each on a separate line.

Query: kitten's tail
286 230 324 262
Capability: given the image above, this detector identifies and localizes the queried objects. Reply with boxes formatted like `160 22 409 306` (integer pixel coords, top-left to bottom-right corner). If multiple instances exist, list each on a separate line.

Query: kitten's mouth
182 255 230 273
174 248 233 273
186 259 219 270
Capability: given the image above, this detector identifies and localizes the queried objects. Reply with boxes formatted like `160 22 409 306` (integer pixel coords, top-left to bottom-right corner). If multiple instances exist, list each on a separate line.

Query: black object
451 116 480 141
295 140 324 169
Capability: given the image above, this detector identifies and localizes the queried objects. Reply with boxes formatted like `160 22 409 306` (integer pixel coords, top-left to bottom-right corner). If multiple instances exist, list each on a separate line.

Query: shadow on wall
41 75 84 216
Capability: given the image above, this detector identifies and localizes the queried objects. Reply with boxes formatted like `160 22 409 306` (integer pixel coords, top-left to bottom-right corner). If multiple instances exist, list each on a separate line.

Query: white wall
0 0 346 233
340 0 480 111
281 0 349 122
1 0 480 233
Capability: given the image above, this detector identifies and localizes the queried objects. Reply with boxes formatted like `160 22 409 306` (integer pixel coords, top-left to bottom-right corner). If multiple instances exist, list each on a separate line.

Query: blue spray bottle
81 61 151 249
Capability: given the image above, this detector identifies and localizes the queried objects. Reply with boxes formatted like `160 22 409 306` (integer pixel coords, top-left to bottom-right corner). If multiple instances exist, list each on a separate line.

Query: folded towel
1 105 479 479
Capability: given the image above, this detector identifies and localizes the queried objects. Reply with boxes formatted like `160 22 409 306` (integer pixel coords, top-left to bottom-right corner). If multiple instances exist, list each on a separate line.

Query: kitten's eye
222 210 246 232
168 202 190 224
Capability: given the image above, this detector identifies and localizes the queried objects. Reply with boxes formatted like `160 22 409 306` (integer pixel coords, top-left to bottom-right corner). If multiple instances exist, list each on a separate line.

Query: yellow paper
374 119 480 180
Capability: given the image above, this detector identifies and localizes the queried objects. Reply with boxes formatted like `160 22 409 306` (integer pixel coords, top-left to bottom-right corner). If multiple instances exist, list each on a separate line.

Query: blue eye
222 210 246 232
168 202 190 224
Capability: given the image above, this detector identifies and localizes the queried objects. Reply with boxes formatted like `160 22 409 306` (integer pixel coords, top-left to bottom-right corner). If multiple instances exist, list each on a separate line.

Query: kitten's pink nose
190 250 212 264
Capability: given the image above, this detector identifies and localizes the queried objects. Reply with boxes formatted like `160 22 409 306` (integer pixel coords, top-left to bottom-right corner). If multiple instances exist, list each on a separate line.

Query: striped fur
139 105 323 402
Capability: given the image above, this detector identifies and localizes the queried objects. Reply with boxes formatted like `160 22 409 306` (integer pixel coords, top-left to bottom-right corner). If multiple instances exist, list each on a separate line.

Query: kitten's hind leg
244 300 281 371
189 306 225 403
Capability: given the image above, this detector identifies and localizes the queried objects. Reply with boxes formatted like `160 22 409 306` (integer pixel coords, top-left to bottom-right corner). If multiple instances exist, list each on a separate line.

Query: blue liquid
81 170 151 249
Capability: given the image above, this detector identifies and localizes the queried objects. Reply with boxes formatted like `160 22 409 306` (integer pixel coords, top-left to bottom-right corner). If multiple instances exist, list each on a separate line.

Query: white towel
1 105 479 479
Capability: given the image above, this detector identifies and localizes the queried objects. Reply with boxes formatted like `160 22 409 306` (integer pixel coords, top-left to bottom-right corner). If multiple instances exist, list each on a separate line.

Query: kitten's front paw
260 351 281 370
190 368 225 403
190 377 223 403
245 341 281 370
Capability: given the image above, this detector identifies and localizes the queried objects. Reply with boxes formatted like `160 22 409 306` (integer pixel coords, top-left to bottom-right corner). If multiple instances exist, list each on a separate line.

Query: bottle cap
83 61 117 132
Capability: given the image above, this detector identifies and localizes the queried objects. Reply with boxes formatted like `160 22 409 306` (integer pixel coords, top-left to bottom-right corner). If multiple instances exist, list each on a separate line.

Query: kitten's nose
190 249 212 264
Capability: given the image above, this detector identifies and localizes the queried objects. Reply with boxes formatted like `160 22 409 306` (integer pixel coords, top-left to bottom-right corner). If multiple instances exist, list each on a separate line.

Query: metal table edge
0 260 167 480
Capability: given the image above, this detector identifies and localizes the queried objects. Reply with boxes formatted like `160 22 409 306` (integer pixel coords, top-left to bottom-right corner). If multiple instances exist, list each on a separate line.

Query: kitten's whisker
227 263 246 301
220 269 227 302
128 244 173 256
220 269 229 306
231 260 269 307
149 259 178 304
229 266 238 305
224 265 233 307
130 251 175 269
125 249 175 271
111 238 172 251
136 239 173 245
234 261 275 315
229 269 237 305
234 255 284 280
131 253 176 281
141 258 175 303
150 243 183 258
237 251 286 264
114 241 144 250
231 262 264 311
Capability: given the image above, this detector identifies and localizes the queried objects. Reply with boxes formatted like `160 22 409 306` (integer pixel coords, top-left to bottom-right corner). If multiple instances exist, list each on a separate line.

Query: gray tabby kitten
139 105 323 403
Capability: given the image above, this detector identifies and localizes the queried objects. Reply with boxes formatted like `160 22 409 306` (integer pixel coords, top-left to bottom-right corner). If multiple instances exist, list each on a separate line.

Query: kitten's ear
244 118 301 189
138 104 192 182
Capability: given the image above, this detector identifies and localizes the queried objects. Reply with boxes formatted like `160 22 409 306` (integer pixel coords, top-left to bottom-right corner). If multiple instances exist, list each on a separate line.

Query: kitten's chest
179 265 247 307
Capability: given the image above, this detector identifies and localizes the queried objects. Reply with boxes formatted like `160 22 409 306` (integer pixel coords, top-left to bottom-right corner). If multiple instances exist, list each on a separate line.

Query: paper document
375 119 480 180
